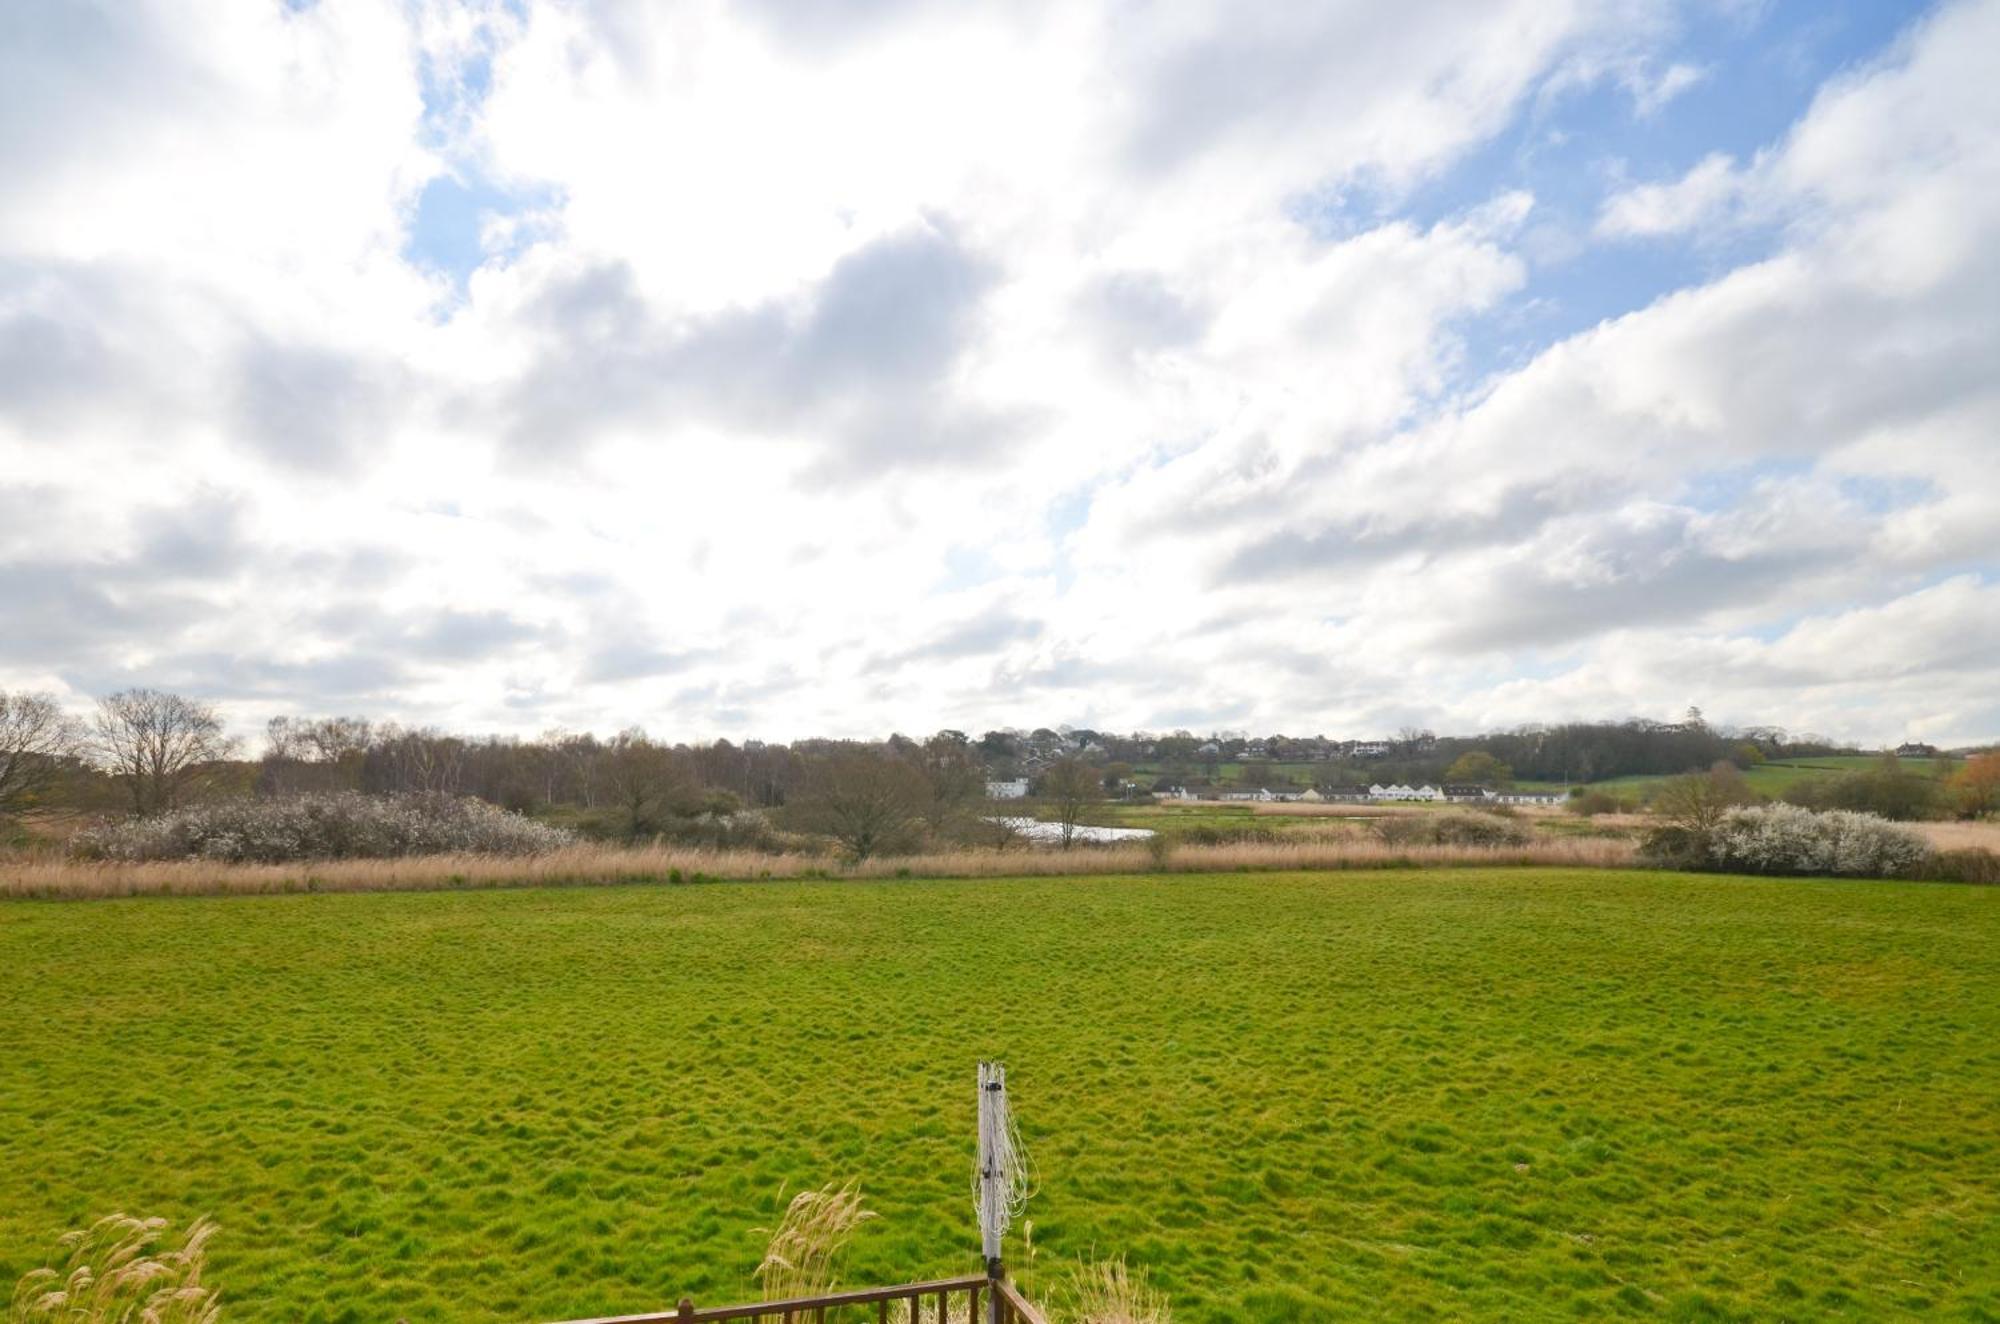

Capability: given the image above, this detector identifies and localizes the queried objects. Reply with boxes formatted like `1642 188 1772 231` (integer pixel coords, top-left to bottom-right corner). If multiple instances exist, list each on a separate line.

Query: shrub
1650 764 1759 831
1912 848 2000 885
72 792 573 863
1173 824 1285 846
1635 824 1709 870
1375 812 1530 848
1645 803 1931 879
1783 762 1946 820
1568 790 1626 818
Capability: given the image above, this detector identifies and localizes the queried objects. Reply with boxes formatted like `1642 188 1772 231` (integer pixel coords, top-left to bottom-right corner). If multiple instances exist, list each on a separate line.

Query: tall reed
0 837 1636 901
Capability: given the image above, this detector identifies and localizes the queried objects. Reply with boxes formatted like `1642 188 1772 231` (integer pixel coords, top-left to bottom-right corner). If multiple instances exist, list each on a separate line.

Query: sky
2 0 1996 748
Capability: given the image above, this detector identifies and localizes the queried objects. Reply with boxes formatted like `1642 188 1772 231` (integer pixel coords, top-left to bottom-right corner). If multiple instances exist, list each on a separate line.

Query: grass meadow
1561 757 1955 802
1 869 1994 1322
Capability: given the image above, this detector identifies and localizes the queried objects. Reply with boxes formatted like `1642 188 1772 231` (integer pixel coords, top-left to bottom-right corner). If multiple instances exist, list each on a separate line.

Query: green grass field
1571 757 1953 802
1079 803 1364 837
1129 756 1954 802
2 871 1994 1322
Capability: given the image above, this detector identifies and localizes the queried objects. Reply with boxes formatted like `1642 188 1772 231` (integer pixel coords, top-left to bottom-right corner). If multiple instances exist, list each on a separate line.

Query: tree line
4 689 1992 857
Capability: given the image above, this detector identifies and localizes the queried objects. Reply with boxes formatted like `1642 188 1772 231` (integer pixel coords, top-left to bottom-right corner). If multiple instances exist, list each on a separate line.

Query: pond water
987 816 1157 843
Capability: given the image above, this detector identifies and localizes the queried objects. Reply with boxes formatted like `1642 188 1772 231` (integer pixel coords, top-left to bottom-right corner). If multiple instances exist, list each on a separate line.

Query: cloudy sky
3 0 1996 746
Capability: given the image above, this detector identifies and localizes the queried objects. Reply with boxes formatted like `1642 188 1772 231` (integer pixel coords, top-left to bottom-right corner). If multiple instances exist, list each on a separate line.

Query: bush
1635 824 1709 869
1912 848 2000 885
1375 812 1531 848
1643 803 1930 879
1783 764 1946 820
73 792 573 863
1174 824 1285 846
1567 790 1626 817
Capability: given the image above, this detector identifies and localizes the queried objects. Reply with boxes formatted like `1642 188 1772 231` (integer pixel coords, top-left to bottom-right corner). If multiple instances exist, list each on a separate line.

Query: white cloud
2 0 1995 747
1596 151 1748 237
1630 60 1708 116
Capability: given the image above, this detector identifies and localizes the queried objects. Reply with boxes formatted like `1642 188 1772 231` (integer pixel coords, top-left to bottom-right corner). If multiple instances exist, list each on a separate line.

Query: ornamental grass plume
1057 1256 1170 1324
7 1214 220 1324
753 1181 876 1302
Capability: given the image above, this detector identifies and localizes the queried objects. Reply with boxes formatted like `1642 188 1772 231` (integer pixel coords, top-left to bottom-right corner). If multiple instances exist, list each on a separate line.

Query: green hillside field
1 870 1993 1322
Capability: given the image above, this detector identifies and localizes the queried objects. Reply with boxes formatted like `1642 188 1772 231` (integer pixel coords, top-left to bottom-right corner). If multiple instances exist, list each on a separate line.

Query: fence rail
550 1273 1050 1324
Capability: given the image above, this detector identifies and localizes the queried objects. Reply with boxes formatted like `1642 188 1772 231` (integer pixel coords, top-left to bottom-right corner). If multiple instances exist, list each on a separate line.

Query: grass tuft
1057 1256 1170 1324
8 1214 219 1324
754 1181 875 1302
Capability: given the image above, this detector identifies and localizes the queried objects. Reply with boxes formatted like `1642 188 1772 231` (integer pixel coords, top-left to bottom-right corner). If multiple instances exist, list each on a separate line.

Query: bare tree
366 725 465 795
552 731 605 807
602 729 691 843
303 716 373 764
0 692 85 821
1041 756 1103 849
262 715 374 794
787 748 928 861
1652 761 1759 834
911 730 984 837
93 689 238 817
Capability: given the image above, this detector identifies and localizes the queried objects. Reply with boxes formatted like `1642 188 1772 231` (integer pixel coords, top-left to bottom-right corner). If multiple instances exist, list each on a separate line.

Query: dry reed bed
1913 819 2000 852
0 836 1637 901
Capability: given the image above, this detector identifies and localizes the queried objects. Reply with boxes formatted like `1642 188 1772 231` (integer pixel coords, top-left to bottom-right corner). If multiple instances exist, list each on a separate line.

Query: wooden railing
551 1273 1050 1324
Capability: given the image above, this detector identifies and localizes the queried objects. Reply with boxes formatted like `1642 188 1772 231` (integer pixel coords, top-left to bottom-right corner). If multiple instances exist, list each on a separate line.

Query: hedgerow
72 791 573 863
1641 803 1929 879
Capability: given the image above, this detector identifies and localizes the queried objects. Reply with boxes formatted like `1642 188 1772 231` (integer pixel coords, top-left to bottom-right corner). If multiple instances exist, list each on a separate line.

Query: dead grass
1055 1257 1171 1324
754 1182 875 1302
1238 801 1418 818
7 1214 220 1324
1913 819 2000 852
0 837 1638 901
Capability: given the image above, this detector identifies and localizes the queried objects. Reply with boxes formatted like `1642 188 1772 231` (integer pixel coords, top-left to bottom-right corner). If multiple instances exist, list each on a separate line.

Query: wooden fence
552 1272 1049 1324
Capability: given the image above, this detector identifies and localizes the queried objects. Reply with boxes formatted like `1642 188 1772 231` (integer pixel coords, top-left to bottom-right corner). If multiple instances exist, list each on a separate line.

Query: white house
1491 789 1563 805
1371 783 1443 801
985 779 1030 800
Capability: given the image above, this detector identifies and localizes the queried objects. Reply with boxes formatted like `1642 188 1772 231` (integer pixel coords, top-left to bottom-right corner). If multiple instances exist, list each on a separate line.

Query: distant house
1219 787 1277 802
1155 784 1196 801
1895 742 1939 758
1297 788 1323 803
985 779 1030 800
1371 783 1443 802
1442 784 1492 801
1490 789 1563 805
1320 784 1373 801
1348 741 1391 758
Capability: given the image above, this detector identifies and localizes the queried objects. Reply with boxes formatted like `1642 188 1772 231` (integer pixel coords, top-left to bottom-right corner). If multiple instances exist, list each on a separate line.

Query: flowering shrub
73 792 573 863
1642 802 1931 879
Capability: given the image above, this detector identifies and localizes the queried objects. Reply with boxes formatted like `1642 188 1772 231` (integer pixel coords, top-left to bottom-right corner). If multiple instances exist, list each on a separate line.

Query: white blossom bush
1703 803 1930 878
74 792 573 863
